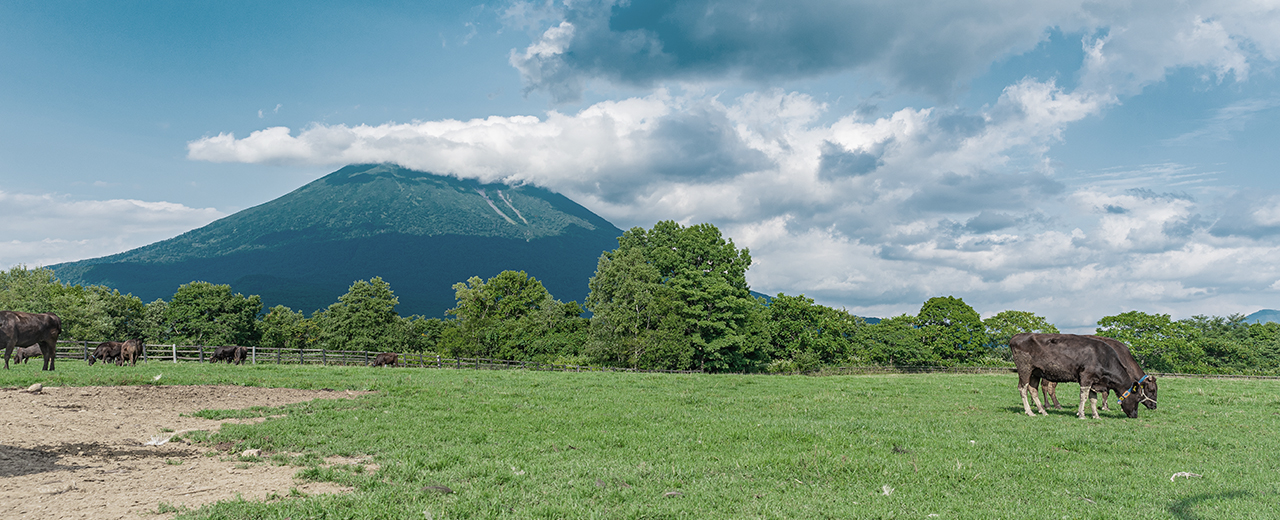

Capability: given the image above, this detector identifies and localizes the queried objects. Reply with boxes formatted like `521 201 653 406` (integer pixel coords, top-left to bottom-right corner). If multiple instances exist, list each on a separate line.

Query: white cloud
0 190 225 269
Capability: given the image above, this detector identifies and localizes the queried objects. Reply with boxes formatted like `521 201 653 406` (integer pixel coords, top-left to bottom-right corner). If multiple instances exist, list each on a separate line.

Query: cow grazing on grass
209 346 242 364
1010 333 1143 419
1 311 62 371
371 352 398 367
1039 335 1157 412
89 341 124 366
12 345 42 364
118 339 144 366
234 346 248 365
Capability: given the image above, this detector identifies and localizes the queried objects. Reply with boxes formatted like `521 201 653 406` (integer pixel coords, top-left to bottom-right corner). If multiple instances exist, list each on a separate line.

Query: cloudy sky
4 1 1280 329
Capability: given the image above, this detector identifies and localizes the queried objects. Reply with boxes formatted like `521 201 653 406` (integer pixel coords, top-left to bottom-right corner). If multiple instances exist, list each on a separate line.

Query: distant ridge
1246 309 1280 324
52 164 623 317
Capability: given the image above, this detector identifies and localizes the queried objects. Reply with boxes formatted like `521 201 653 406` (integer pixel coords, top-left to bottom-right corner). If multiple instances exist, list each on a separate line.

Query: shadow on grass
1169 490 1251 520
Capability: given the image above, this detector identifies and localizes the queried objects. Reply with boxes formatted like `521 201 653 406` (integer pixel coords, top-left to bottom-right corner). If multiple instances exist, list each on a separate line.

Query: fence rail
50 340 700 374
43 341 1280 380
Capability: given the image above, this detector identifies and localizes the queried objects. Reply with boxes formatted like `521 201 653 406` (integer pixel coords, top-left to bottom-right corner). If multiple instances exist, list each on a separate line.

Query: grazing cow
1010 333 1143 419
371 352 398 367
233 346 248 365
117 339 144 366
1039 335 1157 412
1 311 62 371
209 345 242 364
13 345 42 364
89 341 124 366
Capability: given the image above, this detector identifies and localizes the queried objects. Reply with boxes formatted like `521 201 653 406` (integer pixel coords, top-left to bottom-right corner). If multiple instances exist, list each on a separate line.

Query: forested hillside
50 164 622 317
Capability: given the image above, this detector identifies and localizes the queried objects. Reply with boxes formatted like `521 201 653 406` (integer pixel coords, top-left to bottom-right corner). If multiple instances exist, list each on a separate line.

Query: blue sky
3 1 1279 329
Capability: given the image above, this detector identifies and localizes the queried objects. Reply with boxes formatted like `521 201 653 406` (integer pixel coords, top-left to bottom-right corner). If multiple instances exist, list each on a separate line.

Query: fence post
199 346 205 363
252 345 256 365
364 350 369 366
143 343 148 361
276 347 281 364
322 348 327 366
82 341 88 361
172 344 177 363
299 348 304 364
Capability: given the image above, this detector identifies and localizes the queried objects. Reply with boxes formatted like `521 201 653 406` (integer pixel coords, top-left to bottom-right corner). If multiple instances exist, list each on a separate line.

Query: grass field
4 362 1279 519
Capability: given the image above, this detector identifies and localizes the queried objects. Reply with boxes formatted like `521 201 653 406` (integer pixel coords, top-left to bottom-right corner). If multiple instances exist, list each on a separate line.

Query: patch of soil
0 385 370 519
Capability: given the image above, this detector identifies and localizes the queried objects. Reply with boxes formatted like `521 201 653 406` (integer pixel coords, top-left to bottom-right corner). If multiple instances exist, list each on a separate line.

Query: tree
165 282 262 346
917 296 985 363
313 277 401 351
586 221 760 372
853 315 936 366
1095 311 1198 372
259 305 315 350
984 310 1059 358
762 293 863 371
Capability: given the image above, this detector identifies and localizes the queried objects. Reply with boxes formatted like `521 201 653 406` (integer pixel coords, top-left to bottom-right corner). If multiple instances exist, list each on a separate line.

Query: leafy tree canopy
164 281 262 346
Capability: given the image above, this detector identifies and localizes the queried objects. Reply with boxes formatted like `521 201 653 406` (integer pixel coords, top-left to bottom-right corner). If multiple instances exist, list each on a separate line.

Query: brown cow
371 352 398 367
1040 335 1157 412
117 339 144 366
1 311 62 371
12 345 42 364
89 341 124 366
1010 333 1143 419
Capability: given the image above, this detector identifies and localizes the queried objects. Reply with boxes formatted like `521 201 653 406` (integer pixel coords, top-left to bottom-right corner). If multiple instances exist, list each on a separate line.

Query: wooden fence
51 340 701 374
45 341 1280 379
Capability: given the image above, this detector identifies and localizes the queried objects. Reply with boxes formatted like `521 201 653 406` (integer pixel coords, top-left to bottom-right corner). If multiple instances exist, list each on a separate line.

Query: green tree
586 221 760 372
165 281 262 346
313 277 402 351
259 305 314 350
1096 311 1199 372
983 310 1059 359
761 294 863 372
853 315 936 366
917 296 985 363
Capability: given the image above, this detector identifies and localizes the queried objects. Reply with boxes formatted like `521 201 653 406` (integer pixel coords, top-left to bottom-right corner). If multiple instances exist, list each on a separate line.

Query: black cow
1 311 62 371
1040 335 1157 412
89 341 124 366
209 345 243 364
371 352 398 367
234 346 248 365
12 345 42 364
1010 333 1143 419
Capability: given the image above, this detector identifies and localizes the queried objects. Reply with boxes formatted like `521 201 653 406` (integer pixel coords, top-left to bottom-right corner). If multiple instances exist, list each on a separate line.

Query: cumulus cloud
505 1 1280 103
177 79 1280 327
0 190 224 269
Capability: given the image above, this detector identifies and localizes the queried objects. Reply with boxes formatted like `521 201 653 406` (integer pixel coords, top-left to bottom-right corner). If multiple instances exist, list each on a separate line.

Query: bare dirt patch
0 385 370 519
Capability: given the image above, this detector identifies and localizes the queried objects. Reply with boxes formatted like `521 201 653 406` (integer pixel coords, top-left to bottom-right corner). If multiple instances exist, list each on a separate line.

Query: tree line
5 221 1280 374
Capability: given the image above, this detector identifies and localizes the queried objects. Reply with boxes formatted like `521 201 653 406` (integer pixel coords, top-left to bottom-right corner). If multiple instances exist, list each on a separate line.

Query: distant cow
234 346 248 365
1039 335 1157 412
1010 333 1143 419
117 339 144 366
12 345 42 364
89 341 124 366
371 352 398 367
1 311 62 371
209 346 242 364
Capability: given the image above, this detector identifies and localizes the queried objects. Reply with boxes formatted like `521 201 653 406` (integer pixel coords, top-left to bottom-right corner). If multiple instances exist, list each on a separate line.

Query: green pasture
3 362 1279 519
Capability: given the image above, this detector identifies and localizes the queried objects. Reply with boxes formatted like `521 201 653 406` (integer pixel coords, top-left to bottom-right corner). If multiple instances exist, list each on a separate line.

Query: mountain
52 164 623 317
1246 309 1280 324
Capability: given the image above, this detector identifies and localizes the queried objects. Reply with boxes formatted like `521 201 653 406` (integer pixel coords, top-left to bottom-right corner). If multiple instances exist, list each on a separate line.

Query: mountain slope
1246 309 1280 324
52 164 623 316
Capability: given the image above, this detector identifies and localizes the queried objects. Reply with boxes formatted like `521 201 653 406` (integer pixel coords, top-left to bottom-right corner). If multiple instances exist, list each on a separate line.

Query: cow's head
1119 390 1140 418
1137 375 1157 409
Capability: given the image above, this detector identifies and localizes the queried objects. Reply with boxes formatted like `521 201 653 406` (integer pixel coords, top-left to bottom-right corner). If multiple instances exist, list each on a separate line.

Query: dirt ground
0 385 372 519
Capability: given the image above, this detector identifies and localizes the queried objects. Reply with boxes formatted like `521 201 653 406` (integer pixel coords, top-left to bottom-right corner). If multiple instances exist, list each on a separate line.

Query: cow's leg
41 339 55 371
1077 384 1090 419
3 341 12 370
1028 375 1048 415
1018 372 1037 417
1099 389 1110 411
1088 389 1100 419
